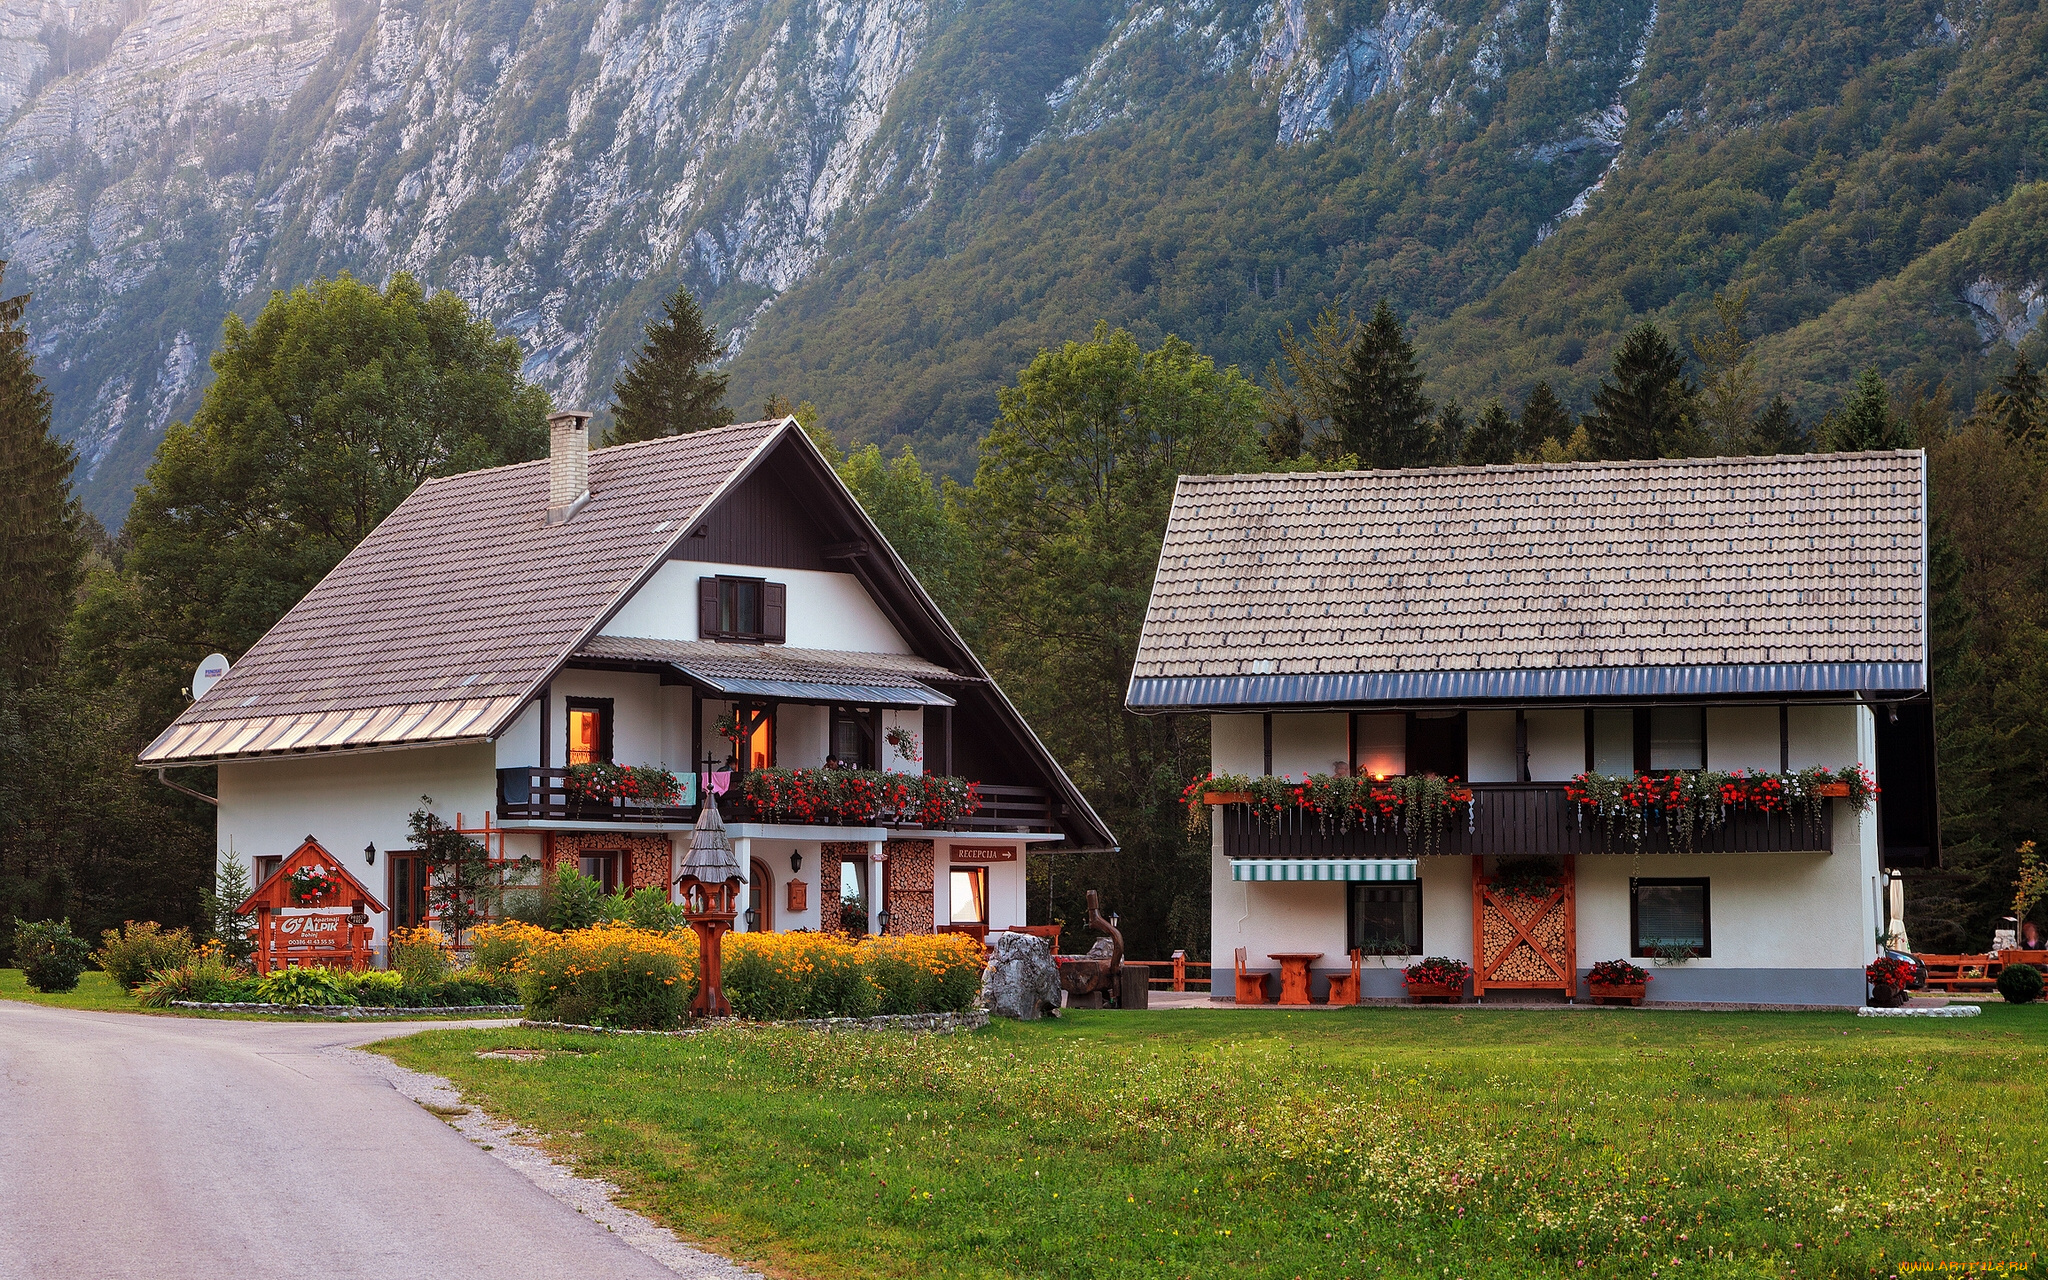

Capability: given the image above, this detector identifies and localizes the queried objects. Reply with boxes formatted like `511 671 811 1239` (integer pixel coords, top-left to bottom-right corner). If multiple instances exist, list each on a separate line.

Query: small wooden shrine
237 836 388 975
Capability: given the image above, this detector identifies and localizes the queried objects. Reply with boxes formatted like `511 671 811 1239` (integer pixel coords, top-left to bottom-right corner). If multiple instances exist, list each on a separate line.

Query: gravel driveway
0 1002 758 1280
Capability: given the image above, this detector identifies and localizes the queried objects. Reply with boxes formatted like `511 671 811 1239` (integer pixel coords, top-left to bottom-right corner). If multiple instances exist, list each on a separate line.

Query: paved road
0 1002 702 1280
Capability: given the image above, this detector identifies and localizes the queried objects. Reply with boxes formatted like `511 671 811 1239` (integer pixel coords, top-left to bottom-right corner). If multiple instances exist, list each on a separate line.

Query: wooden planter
1405 981 1464 1004
1202 793 1251 805
1813 782 1851 797
1586 981 1647 1007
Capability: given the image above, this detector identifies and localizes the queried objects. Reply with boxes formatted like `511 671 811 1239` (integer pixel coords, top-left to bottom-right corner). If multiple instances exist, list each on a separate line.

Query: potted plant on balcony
1585 958 1651 1006
1403 956 1470 1004
1865 955 1916 1008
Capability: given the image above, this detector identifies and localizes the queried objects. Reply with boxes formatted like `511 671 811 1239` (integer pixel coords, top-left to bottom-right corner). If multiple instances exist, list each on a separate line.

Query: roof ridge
416 418 786 487
1176 450 1923 486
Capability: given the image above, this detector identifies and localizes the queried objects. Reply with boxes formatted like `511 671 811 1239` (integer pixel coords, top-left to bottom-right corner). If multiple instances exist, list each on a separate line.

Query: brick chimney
546 410 592 525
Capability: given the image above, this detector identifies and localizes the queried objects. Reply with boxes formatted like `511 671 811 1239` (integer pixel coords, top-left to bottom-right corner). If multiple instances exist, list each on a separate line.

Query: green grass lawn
0 968 146 1011
375 1006 2048 1280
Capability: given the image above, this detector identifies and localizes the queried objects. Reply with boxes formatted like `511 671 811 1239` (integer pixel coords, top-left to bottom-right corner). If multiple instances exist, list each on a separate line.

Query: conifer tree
1820 368 1913 452
1460 399 1519 465
607 284 730 444
1517 381 1573 454
1331 299 1435 469
1431 400 1468 465
1990 351 2043 445
1751 396 1808 454
0 266 79 686
1581 324 1698 460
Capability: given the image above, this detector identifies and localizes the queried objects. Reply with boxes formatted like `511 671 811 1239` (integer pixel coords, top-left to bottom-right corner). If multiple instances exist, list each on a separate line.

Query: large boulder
980 931 1063 1020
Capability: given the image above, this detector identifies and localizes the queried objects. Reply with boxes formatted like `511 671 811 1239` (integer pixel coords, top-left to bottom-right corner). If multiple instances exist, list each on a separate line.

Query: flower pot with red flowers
287 868 338 907
1403 956 1470 1003
1585 958 1652 1006
1865 955 1916 1008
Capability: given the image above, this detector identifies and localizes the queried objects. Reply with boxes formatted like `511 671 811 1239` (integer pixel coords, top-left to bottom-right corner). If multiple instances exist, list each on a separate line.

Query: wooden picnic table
1268 952 1323 1006
1915 951 2048 991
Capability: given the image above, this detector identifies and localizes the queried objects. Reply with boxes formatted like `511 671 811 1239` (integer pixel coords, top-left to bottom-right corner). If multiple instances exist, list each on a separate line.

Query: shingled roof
141 420 785 763
1127 450 1927 710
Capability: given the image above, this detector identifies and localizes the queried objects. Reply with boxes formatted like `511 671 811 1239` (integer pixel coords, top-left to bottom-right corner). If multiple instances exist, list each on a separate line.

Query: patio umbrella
1885 875 1911 952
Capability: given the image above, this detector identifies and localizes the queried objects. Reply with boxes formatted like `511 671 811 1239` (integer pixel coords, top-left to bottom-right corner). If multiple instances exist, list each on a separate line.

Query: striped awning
1231 858 1418 882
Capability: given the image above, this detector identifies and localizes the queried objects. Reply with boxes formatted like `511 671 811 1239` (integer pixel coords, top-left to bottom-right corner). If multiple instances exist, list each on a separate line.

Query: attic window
698 575 787 644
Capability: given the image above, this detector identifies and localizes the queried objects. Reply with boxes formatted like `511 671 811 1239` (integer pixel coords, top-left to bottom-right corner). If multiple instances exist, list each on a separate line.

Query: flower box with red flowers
1403 956 1471 1003
1585 958 1652 1005
287 869 339 907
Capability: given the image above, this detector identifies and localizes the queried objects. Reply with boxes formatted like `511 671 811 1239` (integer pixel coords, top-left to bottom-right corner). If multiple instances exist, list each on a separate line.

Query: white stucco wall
1467 710 1517 782
1272 713 1346 777
600 560 909 653
217 743 531 947
1524 709 1581 780
880 709 924 775
545 669 682 770
1706 707 1779 771
1212 714 1263 774
778 703 829 770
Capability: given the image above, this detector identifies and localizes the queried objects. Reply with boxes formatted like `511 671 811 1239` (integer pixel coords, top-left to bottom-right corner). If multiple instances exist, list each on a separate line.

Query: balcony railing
495 768 1060 833
1221 783 1834 859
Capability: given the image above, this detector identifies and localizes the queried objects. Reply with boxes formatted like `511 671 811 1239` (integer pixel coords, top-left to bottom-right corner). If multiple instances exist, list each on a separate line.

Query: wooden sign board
949 844 1018 863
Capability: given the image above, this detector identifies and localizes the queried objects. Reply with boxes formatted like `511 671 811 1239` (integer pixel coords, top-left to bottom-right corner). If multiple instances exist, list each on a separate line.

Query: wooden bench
1917 954 2001 992
1233 947 1272 1005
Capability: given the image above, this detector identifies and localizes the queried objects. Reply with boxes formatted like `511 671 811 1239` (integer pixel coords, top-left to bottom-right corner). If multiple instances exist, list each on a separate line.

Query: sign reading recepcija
949 845 1019 863
191 653 231 699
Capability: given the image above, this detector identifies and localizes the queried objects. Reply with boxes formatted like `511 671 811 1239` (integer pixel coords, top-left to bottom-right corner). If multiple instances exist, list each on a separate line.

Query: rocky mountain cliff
2 0 2042 521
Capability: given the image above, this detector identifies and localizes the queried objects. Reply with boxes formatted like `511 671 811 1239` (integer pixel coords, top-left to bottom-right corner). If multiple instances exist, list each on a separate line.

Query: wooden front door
1472 855 1577 999
389 854 429 930
748 858 773 931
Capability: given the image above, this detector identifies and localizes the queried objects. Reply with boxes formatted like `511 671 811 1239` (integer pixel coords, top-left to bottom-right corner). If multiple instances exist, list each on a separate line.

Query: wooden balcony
1221 783 1834 859
495 769 1060 834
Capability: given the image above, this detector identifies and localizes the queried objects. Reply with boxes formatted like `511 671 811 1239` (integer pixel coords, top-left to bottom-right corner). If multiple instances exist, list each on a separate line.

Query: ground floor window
1631 877 1710 958
579 851 620 894
1348 883 1422 956
389 854 428 929
949 868 988 924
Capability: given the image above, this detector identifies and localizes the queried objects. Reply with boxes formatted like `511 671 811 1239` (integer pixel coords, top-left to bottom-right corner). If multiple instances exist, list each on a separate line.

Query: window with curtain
1631 878 1710 957
949 868 988 924
1349 884 1422 955
566 698 612 765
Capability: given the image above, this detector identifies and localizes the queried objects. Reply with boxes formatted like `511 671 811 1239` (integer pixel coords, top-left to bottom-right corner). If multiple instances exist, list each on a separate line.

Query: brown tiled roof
1128 451 1926 707
141 421 785 763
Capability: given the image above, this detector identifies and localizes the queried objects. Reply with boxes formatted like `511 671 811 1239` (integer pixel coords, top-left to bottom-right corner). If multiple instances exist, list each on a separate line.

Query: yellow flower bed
468 920 554 979
514 921 696 1029
723 930 984 1020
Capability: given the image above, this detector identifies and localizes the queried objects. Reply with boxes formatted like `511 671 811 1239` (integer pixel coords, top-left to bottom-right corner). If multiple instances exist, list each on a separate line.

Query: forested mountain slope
1 0 2041 521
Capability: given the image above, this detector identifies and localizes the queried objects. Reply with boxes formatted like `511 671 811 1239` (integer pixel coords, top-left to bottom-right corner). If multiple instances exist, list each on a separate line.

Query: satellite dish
191 653 231 700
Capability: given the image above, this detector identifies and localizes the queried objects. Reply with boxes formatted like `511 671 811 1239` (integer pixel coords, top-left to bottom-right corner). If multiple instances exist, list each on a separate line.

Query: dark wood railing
1221 783 1834 859
495 769 1059 834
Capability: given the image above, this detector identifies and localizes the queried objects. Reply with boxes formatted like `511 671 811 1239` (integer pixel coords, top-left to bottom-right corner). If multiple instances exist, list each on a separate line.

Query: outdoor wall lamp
743 907 759 931
877 909 892 934
364 843 376 866
790 850 803 873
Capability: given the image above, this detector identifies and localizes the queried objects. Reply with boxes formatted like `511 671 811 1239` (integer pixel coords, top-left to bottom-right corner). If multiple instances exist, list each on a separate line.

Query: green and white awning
1230 858 1418 882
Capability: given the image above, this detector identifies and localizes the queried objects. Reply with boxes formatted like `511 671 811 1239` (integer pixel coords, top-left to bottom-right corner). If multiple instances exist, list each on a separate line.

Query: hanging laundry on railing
702 771 733 796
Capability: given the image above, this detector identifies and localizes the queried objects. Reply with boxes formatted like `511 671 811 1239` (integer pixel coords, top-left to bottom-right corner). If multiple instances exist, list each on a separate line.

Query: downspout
156 767 220 806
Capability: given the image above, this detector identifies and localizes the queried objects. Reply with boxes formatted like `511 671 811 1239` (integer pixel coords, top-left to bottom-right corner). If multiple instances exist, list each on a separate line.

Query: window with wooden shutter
698 577 719 640
762 582 786 643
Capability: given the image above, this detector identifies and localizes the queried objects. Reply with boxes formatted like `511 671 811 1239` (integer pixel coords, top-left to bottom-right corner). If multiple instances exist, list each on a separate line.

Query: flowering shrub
133 943 258 1007
564 762 682 806
720 931 985 1019
514 922 696 1029
387 926 453 988
95 920 196 989
13 918 92 992
1587 958 1651 986
1182 771 1473 854
468 920 554 980
1865 956 1917 990
1404 956 1471 989
739 767 981 828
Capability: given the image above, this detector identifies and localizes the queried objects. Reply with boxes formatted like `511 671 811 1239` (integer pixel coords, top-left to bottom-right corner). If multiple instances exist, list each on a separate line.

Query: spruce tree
1331 299 1434 468
1820 368 1913 452
607 284 730 444
1581 324 1698 460
1460 399 1519 465
1991 351 2043 445
1431 399 1468 465
1751 396 1808 454
0 268 79 686
1517 381 1573 453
